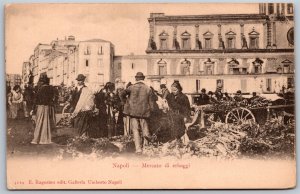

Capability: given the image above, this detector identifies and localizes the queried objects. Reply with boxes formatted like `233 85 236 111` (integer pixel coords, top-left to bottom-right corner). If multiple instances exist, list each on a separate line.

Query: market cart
191 94 294 127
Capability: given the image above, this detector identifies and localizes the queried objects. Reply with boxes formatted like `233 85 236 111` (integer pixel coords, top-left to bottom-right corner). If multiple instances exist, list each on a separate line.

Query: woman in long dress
166 81 191 141
31 75 56 144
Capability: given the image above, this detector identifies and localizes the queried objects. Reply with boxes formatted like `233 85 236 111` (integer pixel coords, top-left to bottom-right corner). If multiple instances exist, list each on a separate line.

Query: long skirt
8 102 23 119
49 106 56 133
74 111 99 137
98 111 108 137
31 105 55 144
168 112 186 140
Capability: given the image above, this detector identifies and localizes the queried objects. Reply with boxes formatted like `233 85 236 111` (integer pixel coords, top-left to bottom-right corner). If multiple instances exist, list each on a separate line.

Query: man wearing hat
194 88 209 106
157 84 170 100
122 72 153 154
68 74 87 112
234 90 244 102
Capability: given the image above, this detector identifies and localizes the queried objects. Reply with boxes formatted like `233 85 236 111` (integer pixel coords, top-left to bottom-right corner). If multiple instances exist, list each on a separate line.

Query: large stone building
22 3 294 100
114 3 294 97
21 61 32 85
6 74 22 88
23 36 114 87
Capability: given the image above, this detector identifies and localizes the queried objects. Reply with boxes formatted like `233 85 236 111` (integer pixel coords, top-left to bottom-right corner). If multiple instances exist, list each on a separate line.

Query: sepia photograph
5 2 296 189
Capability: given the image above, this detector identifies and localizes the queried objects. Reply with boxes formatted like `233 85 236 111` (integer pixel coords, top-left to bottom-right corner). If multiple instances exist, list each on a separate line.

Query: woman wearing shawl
166 81 191 141
31 75 56 144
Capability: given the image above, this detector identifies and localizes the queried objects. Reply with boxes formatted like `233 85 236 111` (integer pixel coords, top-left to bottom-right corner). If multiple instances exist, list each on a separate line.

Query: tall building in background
6 74 22 88
113 3 294 102
23 36 114 87
22 3 294 102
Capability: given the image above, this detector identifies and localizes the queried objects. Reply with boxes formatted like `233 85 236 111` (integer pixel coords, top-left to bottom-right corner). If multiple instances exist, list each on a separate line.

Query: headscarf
171 81 183 92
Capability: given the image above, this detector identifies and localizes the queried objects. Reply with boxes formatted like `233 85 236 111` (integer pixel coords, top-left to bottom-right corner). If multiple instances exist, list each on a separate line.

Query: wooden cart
191 96 294 127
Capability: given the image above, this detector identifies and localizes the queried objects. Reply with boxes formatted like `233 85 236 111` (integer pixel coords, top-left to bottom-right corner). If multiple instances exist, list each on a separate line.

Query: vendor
248 92 259 103
194 88 209 106
234 90 244 102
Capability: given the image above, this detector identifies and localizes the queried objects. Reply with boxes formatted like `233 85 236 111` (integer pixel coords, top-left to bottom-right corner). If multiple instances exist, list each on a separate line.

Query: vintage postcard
5 3 296 189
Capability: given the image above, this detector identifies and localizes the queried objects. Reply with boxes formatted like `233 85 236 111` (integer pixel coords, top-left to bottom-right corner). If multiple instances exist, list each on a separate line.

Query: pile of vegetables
61 118 295 160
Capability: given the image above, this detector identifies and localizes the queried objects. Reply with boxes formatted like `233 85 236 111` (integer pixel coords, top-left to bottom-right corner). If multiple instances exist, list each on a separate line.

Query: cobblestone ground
7 115 76 158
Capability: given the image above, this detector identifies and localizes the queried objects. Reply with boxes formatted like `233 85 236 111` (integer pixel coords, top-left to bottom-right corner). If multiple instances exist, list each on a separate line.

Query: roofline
34 43 51 51
80 40 112 43
148 14 269 22
146 48 294 54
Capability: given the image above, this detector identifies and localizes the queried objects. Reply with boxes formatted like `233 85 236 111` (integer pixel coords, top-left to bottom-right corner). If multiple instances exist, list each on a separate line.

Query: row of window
84 46 104 55
195 77 294 94
266 3 293 15
158 29 260 50
155 59 293 76
84 59 105 74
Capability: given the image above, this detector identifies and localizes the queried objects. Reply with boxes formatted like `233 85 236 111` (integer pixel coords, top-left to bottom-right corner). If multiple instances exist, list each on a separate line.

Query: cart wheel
225 107 255 124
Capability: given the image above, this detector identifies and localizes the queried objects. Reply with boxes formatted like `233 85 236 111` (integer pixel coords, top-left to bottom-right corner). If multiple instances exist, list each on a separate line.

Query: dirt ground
6 114 295 160
6 115 76 158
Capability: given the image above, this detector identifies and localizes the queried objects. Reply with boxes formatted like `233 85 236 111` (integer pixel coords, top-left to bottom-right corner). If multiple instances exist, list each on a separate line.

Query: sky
5 3 258 74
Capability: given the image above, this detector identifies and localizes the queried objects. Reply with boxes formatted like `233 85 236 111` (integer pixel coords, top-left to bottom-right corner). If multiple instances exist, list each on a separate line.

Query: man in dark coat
195 88 210 105
95 82 121 137
234 90 244 102
122 72 153 154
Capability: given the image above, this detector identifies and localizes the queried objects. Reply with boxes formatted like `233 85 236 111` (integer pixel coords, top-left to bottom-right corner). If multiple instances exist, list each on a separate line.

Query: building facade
6 74 22 88
113 3 294 97
22 3 294 99
23 36 115 87
21 62 32 86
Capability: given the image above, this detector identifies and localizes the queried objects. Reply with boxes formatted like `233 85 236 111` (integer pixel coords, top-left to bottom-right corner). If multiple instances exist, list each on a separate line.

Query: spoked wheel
225 107 255 125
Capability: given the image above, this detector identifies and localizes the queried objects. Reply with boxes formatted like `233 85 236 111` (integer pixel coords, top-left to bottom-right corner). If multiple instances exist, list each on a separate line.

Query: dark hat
104 82 115 91
201 88 206 93
171 81 182 92
135 72 145 79
39 74 49 84
208 91 213 95
236 90 242 94
76 74 86 81
160 84 166 89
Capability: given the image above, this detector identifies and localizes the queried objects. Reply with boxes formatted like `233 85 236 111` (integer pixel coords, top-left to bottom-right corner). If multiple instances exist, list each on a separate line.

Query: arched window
228 58 240 74
225 30 236 49
180 59 191 75
204 58 215 75
203 31 214 49
252 58 263 74
159 31 169 50
181 31 191 50
248 28 260 49
157 59 167 75
281 59 293 73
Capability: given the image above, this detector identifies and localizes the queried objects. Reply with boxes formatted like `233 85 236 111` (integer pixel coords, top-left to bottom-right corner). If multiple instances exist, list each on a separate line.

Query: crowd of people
6 71 295 154
64 72 192 154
